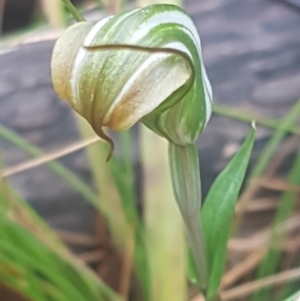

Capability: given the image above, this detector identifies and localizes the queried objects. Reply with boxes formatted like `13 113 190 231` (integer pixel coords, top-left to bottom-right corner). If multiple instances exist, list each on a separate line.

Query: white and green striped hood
51 4 212 149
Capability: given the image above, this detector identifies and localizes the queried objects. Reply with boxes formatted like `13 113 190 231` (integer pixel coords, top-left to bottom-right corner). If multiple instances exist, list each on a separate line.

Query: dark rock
253 73 300 106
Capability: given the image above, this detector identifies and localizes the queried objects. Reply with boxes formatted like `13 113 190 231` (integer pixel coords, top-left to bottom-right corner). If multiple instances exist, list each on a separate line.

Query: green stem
250 100 300 179
185 212 208 293
213 103 300 136
61 0 85 22
169 143 208 293
119 130 139 221
142 126 186 301
120 130 134 188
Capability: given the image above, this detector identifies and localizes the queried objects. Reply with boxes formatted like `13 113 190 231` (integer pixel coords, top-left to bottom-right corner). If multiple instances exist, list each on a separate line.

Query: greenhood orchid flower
51 4 212 156
52 3 214 294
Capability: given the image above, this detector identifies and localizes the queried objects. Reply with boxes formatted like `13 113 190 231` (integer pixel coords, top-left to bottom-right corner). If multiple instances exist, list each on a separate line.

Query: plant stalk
213 103 300 136
62 0 85 22
142 126 186 301
185 211 208 293
169 143 208 293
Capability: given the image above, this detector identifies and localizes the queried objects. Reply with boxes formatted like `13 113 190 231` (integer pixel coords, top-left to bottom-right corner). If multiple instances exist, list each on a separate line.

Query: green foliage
0 179 123 301
200 125 256 300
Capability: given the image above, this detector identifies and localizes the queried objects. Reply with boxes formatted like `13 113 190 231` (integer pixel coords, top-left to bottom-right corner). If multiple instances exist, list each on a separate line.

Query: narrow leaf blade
200 125 256 299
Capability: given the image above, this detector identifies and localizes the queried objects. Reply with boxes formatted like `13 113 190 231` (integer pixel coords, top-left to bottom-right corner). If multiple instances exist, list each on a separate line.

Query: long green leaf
200 124 256 300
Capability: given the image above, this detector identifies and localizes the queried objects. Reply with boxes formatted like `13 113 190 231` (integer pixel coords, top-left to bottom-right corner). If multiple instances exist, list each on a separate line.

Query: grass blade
250 100 300 178
0 177 124 301
251 149 300 301
212 103 300 136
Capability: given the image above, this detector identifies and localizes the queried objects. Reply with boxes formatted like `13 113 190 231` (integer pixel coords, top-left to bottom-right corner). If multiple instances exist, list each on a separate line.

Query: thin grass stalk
118 224 135 299
212 103 300 136
0 124 98 206
62 0 85 22
2 136 101 177
250 100 300 179
0 178 124 301
220 266 300 301
141 126 186 301
251 149 300 301
235 100 300 228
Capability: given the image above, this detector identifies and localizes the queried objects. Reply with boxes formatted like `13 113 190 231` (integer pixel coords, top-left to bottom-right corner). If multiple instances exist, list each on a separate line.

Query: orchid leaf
200 124 256 300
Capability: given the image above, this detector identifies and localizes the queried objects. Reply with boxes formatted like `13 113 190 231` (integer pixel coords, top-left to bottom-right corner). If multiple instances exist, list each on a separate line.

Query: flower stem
169 143 208 293
142 127 187 301
62 0 85 22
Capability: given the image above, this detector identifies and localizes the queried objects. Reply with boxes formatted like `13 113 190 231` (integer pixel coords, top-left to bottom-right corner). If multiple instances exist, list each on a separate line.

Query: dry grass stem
77 250 105 263
237 198 279 213
1 136 101 177
221 266 300 300
235 137 300 225
55 229 99 246
283 235 300 253
118 226 135 299
229 215 300 252
264 136 300 177
257 177 300 193
190 294 206 301
221 249 266 289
